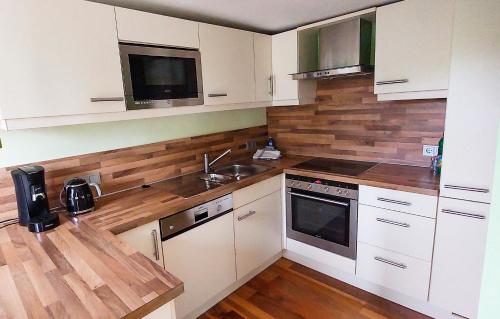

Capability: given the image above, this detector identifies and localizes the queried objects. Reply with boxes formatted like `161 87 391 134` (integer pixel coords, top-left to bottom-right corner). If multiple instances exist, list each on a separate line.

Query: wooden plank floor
200 258 431 319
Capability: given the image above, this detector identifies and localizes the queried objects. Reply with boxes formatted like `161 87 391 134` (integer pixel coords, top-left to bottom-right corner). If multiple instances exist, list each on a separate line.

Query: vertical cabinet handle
151 229 160 261
238 210 257 221
268 75 274 96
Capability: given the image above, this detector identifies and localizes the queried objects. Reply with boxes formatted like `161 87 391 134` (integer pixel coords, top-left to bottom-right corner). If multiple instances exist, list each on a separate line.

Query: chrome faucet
204 149 232 173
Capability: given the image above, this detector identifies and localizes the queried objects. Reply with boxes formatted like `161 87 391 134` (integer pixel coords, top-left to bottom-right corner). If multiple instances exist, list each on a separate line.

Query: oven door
286 188 358 259
119 44 203 109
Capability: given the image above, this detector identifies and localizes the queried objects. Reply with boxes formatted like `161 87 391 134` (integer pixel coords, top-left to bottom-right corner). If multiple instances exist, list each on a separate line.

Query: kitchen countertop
0 215 183 319
0 154 439 319
285 161 440 196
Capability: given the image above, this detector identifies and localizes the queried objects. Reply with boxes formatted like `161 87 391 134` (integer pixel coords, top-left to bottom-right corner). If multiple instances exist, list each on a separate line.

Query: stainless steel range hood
292 18 374 80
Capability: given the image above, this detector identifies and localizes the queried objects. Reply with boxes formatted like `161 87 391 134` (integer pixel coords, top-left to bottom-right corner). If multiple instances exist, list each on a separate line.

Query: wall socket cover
423 145 439 157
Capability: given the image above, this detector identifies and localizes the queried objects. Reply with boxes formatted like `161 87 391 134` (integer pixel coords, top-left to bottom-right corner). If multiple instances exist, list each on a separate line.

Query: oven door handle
287 191 349 206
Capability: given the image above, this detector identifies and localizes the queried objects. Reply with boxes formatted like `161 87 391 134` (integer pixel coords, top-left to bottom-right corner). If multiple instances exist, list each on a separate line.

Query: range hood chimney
293 18 374 80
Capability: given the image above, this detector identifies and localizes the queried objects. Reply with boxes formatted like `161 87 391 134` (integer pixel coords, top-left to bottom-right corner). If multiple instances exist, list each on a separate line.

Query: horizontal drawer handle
287 192 349 206
377 197 412 206
208 93 228 98
90 97 124 102
376 218 410 228
374 256 407 269
444 184 489 193
442 209 486 220
451 312 470 319
375 79 409 85
237 210 256 221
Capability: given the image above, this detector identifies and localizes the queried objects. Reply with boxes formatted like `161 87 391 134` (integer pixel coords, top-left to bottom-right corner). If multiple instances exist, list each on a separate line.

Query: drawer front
359 185 438 218
357 242 431 301
233 174 281 209
358 205 435 261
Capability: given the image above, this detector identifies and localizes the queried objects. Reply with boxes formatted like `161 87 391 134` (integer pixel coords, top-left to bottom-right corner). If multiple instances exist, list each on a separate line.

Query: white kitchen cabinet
374 0 454 100
0 0 125 119
117 220 164 267
357 204 435 261
143 301 176 319
429 197 490 319
357 242 432 301
439 0 500 204
254 33 273 102
234 191 282 280
162 212 236 319
199 24 256 105
233 175 281 209
115 7 199 48
271 30 316 105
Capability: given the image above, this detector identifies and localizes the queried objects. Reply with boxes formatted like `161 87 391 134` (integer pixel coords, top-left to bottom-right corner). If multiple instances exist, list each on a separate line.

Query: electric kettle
60 178 102 216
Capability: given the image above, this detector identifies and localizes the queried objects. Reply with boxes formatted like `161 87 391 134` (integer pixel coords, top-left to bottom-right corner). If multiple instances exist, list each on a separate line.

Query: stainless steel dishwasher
160 194 235 319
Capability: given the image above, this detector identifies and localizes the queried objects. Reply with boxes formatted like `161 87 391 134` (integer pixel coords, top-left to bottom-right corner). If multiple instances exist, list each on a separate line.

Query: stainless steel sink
199 173 234 184
214 164 270 180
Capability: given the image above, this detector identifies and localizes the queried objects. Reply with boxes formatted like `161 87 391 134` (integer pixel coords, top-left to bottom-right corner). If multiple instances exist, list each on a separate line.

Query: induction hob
293 158 378 177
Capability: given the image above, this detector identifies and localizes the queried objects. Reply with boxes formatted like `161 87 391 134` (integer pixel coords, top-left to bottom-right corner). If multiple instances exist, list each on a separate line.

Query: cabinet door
199 24 255 105
234 191 282 280
115 7 199 49
254 33 273 102
162 213 236 319
0 0 125 119
439 0 500 204
374 0 454 96
117 221 164 267
429 197 490 319
272 30 299 101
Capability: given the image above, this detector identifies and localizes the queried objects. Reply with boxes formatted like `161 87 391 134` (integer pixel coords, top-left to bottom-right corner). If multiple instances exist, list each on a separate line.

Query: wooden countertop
0 216 183 319
0 154 438 319
285 162 440 196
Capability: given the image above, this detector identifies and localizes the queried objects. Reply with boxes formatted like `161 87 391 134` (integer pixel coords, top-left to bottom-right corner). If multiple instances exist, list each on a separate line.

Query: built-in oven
286 174 358 260
119 43 203 110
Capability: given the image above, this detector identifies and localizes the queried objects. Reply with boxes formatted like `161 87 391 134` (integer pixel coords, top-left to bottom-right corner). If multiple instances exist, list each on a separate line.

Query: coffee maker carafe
11 166 60 233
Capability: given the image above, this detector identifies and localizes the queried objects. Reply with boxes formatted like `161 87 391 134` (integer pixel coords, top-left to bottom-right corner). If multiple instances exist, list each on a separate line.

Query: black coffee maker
11 166 60 233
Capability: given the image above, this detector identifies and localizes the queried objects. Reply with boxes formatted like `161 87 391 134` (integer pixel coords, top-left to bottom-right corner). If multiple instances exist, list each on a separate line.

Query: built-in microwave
119 43 204 110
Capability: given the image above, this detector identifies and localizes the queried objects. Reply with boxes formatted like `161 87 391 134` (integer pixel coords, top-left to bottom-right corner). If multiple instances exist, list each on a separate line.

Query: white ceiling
90 0 397 34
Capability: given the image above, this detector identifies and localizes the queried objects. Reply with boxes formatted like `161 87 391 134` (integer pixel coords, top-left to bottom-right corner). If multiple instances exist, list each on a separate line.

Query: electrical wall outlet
423 145 439 157
245 139 257 150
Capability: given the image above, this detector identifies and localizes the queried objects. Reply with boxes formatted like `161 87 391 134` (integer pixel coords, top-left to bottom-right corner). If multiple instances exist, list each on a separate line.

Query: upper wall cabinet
0 0 125 120
254 33 273 102
115 7 199 49
199 24 256 105
271 30 316 105
374 0 454 100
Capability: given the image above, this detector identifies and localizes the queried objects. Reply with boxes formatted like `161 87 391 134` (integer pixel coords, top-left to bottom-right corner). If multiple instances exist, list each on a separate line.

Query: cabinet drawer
359 186 438 218
233 175 281 209
357 242 431 300
358 205 435 261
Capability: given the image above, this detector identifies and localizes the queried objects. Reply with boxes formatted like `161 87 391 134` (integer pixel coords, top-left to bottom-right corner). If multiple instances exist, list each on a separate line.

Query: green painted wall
478 125 500 318
0 108 267 168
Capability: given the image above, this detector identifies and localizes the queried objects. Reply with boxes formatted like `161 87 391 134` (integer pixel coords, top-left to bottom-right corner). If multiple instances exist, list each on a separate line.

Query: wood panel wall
0 126 267 220
267 76 446 167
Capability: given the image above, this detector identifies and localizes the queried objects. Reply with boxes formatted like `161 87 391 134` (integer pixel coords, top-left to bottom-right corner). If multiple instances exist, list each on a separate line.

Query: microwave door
119 44 204 110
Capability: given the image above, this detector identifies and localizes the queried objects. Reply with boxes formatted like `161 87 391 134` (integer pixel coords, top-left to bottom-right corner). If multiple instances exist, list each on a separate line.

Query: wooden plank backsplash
267 76 446 167
0 125 267 219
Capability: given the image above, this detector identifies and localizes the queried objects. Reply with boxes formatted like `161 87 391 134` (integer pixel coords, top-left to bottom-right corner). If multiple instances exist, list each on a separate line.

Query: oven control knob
290 181 295 186
324 187 330 192
297 182 301 187
337 189 342 195
307 184 312 190
344 190 350 196
217 204 222 211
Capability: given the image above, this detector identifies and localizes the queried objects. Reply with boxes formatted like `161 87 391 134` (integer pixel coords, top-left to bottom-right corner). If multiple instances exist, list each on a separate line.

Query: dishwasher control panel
160 194 233 240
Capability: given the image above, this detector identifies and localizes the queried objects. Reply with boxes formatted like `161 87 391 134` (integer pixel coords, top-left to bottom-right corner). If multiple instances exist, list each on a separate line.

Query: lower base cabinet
234 191 282 280
162 212 236 319
429 197 490 319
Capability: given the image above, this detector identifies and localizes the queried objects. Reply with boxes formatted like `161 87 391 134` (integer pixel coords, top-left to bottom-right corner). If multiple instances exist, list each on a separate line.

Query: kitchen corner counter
0 216 183 319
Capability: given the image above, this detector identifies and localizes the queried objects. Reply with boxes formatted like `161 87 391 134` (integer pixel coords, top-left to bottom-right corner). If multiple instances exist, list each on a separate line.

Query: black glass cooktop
293 158 377 177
